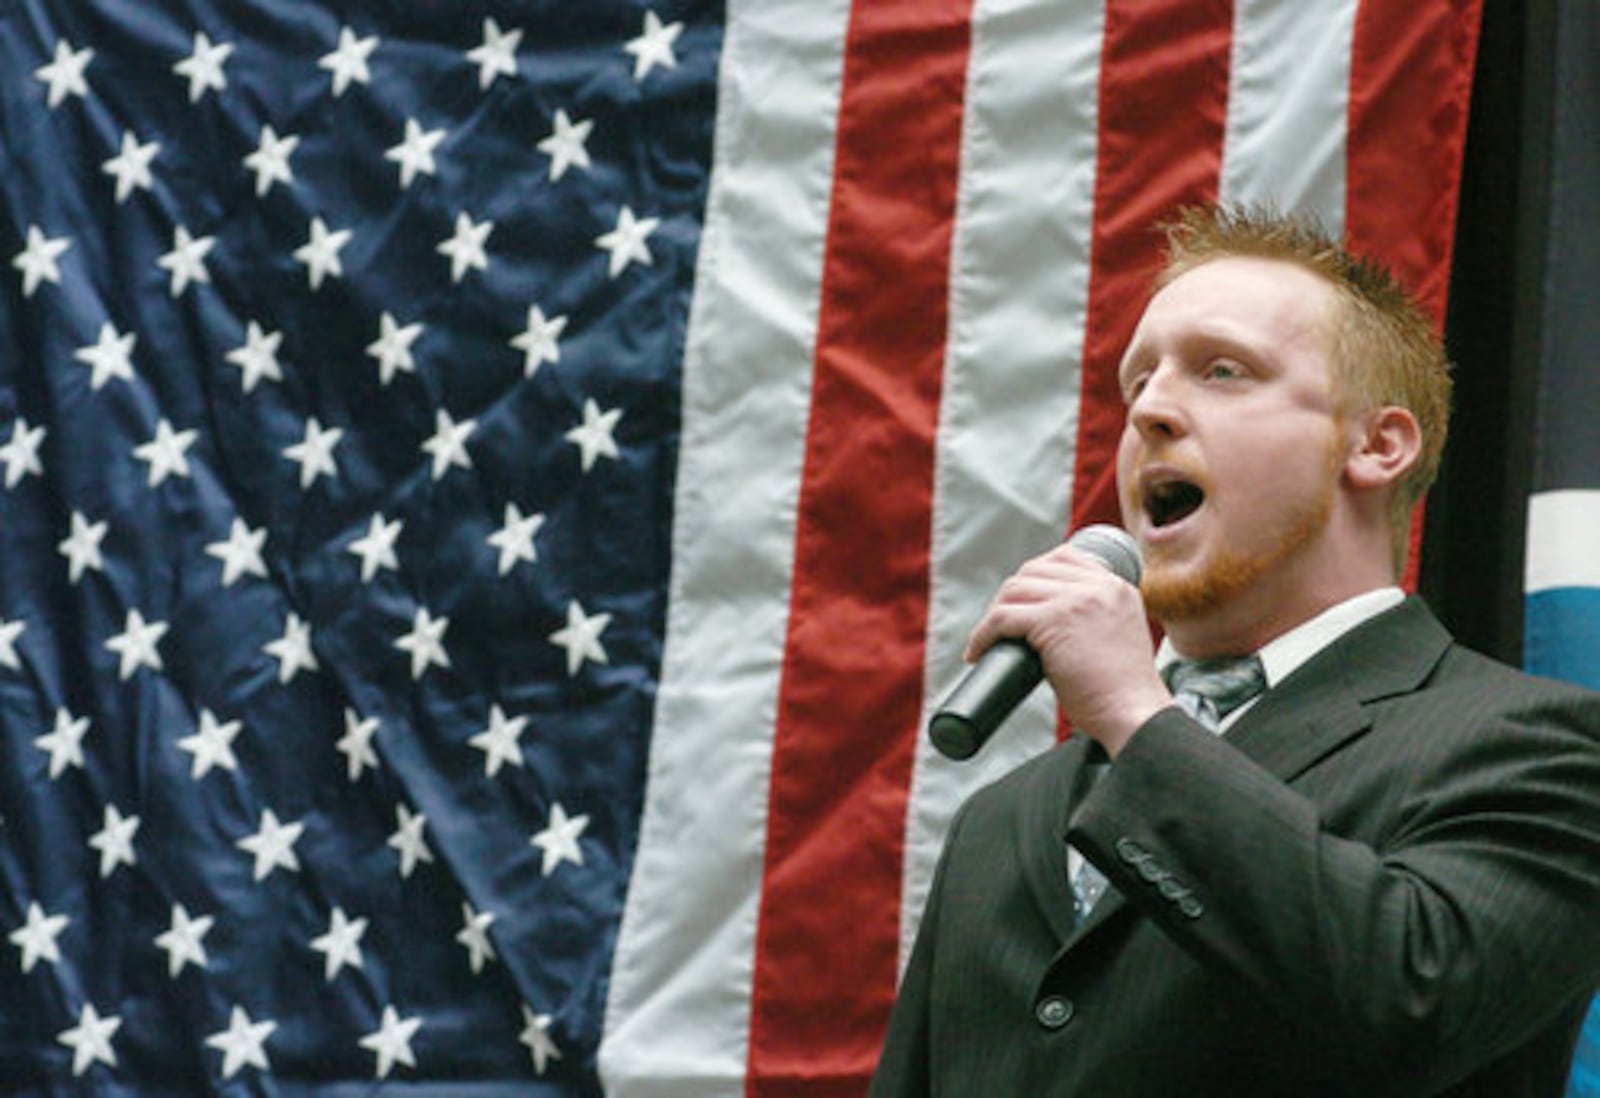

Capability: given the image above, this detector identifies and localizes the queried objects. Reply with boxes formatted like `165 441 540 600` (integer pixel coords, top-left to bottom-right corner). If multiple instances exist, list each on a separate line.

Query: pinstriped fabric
874 598 1600 1095
1073 656 1266 925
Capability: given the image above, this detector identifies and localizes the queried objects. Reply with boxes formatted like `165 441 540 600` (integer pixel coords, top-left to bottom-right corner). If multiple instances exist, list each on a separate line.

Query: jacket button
1035 995 1075 1030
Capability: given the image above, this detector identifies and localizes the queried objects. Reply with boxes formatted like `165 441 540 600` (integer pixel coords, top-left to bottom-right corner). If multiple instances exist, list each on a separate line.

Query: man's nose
1126 365 1186 438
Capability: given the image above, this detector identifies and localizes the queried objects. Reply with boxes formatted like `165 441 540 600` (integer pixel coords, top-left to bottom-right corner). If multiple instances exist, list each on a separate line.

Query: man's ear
1344 406 1422 490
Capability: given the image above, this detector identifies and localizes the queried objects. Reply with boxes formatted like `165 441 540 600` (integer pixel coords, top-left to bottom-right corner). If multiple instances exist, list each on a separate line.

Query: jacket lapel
1223 597 1451 781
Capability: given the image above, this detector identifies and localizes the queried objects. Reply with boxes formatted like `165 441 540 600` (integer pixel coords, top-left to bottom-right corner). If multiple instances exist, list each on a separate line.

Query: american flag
0 0 1487 1093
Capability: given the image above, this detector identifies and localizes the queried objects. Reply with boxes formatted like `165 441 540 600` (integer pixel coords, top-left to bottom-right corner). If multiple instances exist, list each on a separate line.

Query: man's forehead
1129 258 1337 345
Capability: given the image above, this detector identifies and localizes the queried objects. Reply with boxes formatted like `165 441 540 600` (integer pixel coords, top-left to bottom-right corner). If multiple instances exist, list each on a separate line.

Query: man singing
871 205 1600 1096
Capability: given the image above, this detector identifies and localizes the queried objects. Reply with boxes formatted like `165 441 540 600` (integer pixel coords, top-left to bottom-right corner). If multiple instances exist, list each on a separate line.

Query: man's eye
1205 361 1243 381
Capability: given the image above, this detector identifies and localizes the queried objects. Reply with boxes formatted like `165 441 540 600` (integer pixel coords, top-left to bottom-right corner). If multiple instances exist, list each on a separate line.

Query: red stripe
1345 0 1482 328
1070 0 1236 532
746 2 973 1093
1345 0 1484 584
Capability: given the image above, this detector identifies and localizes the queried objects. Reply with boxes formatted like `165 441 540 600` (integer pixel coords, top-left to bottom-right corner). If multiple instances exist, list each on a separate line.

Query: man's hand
965 541 1172 757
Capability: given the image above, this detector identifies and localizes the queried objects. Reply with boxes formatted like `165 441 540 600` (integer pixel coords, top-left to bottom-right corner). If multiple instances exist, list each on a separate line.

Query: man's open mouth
1145 479 1205 528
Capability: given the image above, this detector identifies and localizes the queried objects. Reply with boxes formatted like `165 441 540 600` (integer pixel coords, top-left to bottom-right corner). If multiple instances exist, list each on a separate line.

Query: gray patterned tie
1070 654 1267 926
1163 654 1268 731
1070 849 1108 926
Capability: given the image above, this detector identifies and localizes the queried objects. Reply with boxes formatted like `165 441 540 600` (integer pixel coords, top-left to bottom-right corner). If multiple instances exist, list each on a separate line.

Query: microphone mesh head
1067 524 1142 585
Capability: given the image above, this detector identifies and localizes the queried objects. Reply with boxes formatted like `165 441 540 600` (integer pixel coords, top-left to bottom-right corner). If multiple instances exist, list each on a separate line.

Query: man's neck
1160 575 1400 660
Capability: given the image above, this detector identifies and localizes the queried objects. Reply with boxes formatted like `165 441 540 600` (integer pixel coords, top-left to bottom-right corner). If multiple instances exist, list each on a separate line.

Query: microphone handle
926 639 1042 760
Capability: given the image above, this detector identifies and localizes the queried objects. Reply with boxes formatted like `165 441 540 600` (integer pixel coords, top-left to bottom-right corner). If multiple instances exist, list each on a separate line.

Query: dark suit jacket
872 598 1600 1096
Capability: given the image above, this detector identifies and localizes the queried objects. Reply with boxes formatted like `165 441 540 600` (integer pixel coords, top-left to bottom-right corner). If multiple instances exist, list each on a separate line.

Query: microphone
927 524 1142 760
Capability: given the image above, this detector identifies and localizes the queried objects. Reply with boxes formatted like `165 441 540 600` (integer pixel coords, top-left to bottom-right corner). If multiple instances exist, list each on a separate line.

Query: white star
225 321 285 393
58 1003 120 1077
624 10 683 82
10 902 69 973
35 40 93 108
530 802 589 876
13 225 71 298
206 518 268 587
348 513 403 583
73 322 137 391
337 709 380 782
366 311 423 385
104 608 168 681
487 503 544 576
466 17 522 89
243 125 299 197
421 409 475 481
1 418 47 488
293 217 352 291
550 599 611 677
385 118 446 190
510 304 567 377
154 903 214 978
455 903 497 973
58 511 108 583
236 809 303 881
263 611 318 683
157 225 215 297
519 1006 562 1075
310 906 367 981
468 704 527 777
206 1005 277 1079
360 1005 421 1079
595 205 659 278
102 132 159 203
0 617 24 670
177 708 242 780
132 417 198 487
88 804 140 879
283 416 342 489
538 109 593 182
34 708 90 779
565 398 622 472
437 211 492 283
173 32 233 103
320 26 378 97
395 607 451 680
388 804 433 879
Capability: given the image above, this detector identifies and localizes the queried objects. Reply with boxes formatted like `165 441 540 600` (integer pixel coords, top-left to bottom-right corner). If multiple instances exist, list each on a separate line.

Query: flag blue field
1 3 719 1091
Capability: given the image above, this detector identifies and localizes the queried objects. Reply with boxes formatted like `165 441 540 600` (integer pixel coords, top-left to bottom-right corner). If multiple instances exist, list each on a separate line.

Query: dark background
1423 0 1557 663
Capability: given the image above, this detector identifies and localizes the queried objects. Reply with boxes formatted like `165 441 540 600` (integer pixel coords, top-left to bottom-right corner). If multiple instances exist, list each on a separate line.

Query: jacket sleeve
1066 689 1600 1094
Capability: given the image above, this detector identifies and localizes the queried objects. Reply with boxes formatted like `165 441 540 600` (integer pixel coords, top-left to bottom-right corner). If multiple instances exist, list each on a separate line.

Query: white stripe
597 2 851 1092
1526 490 1600 592
1219 0 1357 229
902 0 1107 969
